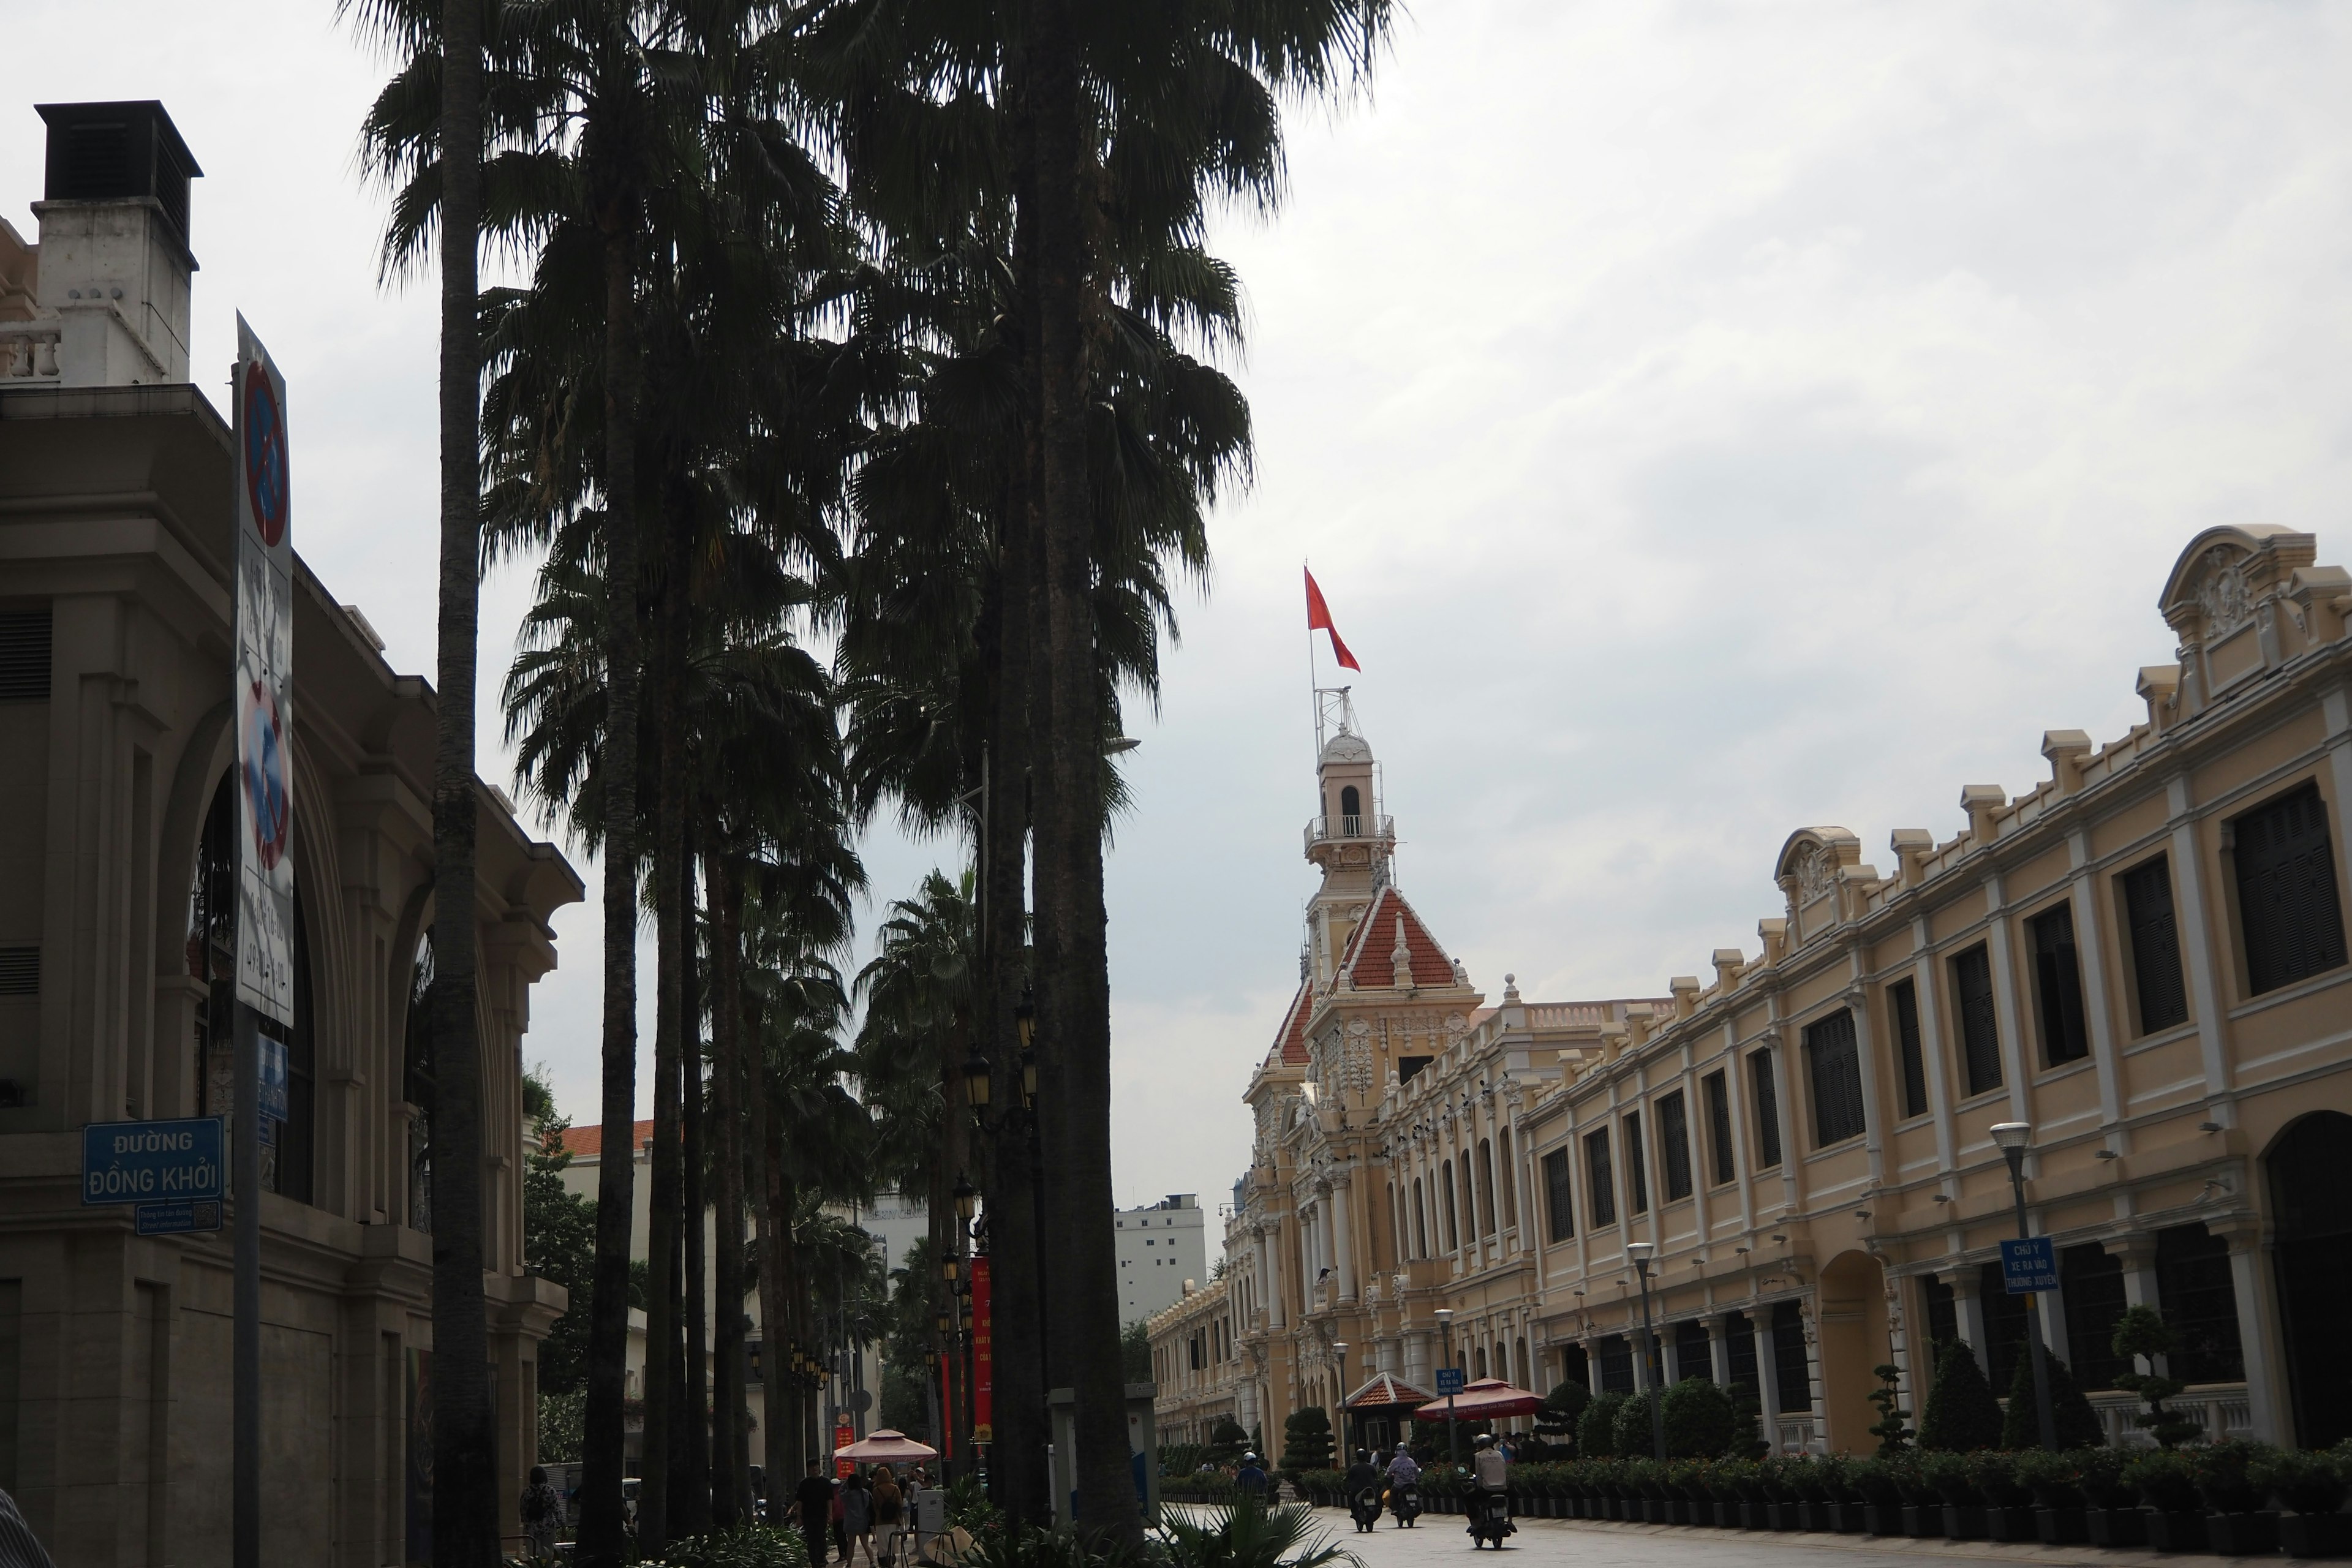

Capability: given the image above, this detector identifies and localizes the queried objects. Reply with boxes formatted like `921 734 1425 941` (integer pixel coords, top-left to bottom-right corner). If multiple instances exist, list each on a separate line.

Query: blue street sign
81 1117 225 1206
136 1199 225 1236
1436 1366 1466 1395
2001 1236 2059 1294
258 1034 288 1123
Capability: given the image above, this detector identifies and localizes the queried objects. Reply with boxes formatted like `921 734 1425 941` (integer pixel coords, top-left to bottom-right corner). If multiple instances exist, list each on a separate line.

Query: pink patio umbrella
835 1428 941 1462
1412 1377 1545 1422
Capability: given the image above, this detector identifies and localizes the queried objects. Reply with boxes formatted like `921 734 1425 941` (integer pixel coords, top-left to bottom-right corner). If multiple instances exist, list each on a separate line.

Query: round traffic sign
243 365 289 546
243 679 292 869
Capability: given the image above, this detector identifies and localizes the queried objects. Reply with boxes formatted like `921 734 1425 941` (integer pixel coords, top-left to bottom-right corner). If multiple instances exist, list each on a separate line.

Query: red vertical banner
971 1257 993 1445
835 1420 854 1479
939 1355 955 1459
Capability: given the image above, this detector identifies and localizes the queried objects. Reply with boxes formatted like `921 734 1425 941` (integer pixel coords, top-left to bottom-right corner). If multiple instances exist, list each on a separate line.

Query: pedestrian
872 1466 904 1566
832 1469 851 1563
843 1468 876 1566
1235 1451 1270 1503
0 1489 53 1568
520 1466 562 1561
797 1458 837 1566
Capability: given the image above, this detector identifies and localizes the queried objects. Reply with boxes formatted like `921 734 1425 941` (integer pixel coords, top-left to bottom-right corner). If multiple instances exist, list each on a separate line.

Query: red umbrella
1412 1378 1545 1421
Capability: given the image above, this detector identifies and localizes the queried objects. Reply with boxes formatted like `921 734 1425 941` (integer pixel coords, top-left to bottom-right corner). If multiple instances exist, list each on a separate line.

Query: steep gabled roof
1271 982 1312 1065
1336 886 1460 990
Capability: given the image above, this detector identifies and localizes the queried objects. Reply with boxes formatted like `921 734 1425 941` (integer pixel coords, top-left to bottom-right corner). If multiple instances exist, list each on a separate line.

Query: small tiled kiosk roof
1344 1371 1434 1410
1336 886 1459 990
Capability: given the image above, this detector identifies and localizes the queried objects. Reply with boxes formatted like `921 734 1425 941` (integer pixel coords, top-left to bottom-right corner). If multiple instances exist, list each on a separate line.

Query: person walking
871 1466 904 1566
519 1466 563 1561
1235 1452 1270 1504
796 1459 838 1566
843 1468 875 1566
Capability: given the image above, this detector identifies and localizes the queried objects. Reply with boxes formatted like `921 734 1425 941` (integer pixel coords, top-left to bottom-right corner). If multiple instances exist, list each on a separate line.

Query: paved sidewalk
1273 1507 2253 1568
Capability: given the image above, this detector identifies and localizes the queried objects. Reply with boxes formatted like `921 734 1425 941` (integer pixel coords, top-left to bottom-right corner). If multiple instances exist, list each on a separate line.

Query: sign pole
233 1004 262 1568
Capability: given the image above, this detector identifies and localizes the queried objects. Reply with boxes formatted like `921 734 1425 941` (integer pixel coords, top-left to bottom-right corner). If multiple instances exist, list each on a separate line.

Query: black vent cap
35 101 203 243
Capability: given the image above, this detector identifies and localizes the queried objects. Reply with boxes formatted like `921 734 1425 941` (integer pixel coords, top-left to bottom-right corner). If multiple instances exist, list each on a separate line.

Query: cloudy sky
11 2 2352 1216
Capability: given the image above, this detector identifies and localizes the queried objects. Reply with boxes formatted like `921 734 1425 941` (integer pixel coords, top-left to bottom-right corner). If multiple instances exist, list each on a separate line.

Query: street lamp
1333 1342 1351 1461
1989 1121 2060 1451
1016 988 1039 1107
953 1172 979 1224
1626 1241 1666 1461
1433 1306 1460 1475
962 1052 992 1117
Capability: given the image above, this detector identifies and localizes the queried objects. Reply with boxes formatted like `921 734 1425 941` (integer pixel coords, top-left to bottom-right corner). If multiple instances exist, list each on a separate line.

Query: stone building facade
1157 525 2352 1459
0 103 580 1563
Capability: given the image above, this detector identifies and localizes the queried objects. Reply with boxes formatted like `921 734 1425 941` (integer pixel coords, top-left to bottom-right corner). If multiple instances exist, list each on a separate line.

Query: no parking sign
233 315 295 1026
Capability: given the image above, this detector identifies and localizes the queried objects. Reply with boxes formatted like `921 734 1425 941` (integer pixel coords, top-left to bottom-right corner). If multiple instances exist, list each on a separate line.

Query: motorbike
1389 1480 1420 1528
1466 1487 1515 1549
1351 1488 1384 1533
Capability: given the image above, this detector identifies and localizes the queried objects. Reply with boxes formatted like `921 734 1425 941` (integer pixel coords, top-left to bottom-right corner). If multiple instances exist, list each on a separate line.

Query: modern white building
1115 1194 1207 1324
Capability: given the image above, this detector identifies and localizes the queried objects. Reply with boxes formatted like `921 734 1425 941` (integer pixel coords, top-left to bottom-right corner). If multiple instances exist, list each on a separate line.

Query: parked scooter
1389 1481 1420 1528
1351 1487 1383 1533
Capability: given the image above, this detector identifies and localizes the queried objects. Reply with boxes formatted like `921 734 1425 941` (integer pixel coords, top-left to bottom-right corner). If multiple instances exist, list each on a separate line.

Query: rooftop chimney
28 101 202 385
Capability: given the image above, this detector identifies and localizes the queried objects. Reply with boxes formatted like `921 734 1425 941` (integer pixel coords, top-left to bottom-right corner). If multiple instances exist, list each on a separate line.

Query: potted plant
2193 1441 2282 1556
2130 1447 2209 1551
1760 1455 1806 1531
1791 1455 1842 1532
1709 1458 1754 1528
1666 1459 1712 1526
2252 1447 2351 1559
1589 1457 1626 1520
1970 1450 2037 1542
1923 1451 1989 1539
2012 1447 2089 1544
2079 1446 2147 1547
1733 1455 1773 1529
2112 1306 2206 1450
1892 1449 1948 1538
1849 1455 1906 1536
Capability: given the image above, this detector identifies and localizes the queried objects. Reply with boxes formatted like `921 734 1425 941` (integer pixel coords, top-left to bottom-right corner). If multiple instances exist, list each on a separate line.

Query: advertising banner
971 1256 993 1444
232 314 295 1025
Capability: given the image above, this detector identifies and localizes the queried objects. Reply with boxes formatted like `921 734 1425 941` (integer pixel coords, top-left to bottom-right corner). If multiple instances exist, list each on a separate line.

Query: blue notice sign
136 1199 224 1236
1436 1366 1467 1395
2001 1236 2059 1294
81 1117 225 1207
258 1034 288 1123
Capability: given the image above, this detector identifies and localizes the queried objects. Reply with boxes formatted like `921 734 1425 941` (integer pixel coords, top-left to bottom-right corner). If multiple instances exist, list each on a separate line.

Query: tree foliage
1917 1340 2005 1453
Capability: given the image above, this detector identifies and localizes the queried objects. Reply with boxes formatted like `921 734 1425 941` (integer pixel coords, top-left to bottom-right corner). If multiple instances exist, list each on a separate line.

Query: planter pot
2089 1509 2149 1547
2147 1511 2211 1553
2208 1513 2282 1556
1647 1499 1670 1524
2282 1513 2352 1559
1902 1505 1945 1538
1665 1501 1691 1526
1714 1502 1741 1529
1569 1496 1591 1519
1824 1502 1865 1535
1796 1502 1828 1532
1766 1502 1801 1532
1942 1505 1988 1540
1988 1507 2038 1542
1738 1502 1766 1530
1861 1504 1901 1537
2036 1508 2089 1545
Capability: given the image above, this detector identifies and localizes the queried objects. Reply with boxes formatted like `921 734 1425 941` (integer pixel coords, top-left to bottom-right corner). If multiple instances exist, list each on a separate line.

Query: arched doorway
2269 1110 2352 1447
1817 1251 1889 1454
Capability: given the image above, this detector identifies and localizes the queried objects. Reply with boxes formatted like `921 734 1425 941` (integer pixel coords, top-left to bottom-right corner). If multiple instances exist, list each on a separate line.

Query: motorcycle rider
1468 1433 1513 1542
1344 1449 1384 1533
1384 1445 1422 1527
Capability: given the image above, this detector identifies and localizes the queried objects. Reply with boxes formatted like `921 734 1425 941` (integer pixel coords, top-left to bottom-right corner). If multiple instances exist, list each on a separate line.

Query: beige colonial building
1157 525 2352 1461
1 102 580 1563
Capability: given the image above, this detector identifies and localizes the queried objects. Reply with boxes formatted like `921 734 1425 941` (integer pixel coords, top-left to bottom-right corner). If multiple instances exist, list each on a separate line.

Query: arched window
1340 786 1362 833
1474 1345 1487 1379
1516 1336 1530 1390
1412 1177 1427 1259
2269 1110 2352 1448
1460 1159 1478 1250
187 773 314 1204
1498 1128 1517 1231
1441 1159 1458 1252
1387 1181 1400 1266
1477 1137 1497 1237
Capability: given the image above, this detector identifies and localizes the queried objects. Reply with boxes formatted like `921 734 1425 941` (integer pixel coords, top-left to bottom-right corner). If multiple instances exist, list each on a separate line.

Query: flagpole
1305 559 1319 767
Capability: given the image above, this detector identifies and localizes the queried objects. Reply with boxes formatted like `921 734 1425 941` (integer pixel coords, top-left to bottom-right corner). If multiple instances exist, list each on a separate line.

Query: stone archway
2269 1110 2352 1448
1817 1251 1890 1454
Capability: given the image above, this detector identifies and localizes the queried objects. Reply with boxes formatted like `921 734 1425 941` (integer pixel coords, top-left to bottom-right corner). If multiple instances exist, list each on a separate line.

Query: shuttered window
2120 855 2189 1033
1543 1148 1574 1242
1804 1008 1866 1146
2233 784 2348 996
0 608 51 702
1703 1069 1736 1185
1951 944 2003 1096
0 948 36 996
2028 902 2091 1065
1770 1301 1812 1413
1658 1090 1694 1200
1585 1128 1616 1227
1623 1111 1649 1213
1749 1049 1782 1169
1890 978 1929 1118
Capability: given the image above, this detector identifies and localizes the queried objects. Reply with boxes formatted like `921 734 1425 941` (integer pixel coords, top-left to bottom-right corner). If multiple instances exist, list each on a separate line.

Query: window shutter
1750 1049 1783 1168
1623 1110 1648 1213
2120 855 2189 1032
1890 978 1929 1117
1584 1128 1616 1227
1543 1148 1574 1242
1704 1069 1736 1185
1658 1090 1693 1200
2028 902 2090 1065
2234 785 2348 995
1952 944 2003 1095
1804 1008 1865 1146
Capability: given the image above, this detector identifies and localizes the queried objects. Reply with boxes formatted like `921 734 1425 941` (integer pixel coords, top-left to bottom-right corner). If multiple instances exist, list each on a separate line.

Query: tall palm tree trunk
708 848 749 1528
1027 0 1137 1544
984 464 1047 1523
680 850 712 1536
428 0 495 1559
758 1152 795 1521
576 75 647 1568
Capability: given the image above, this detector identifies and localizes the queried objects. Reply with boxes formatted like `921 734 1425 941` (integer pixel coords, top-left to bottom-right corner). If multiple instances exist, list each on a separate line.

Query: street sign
1435 1366 1466 1395
81 1117 225 1206
233 315 296 1027
2000 1236 2059 1294
257 1034 288 1123
137 1198 225 1236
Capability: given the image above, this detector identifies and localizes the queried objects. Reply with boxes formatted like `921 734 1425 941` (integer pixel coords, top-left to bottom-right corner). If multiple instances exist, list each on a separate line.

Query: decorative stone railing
1 324 63 380
2087 1384 2250 1446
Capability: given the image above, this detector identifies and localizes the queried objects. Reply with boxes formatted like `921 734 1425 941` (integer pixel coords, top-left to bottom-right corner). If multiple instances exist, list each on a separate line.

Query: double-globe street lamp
1625 1241 1667 1460
1989 1121 2060 1451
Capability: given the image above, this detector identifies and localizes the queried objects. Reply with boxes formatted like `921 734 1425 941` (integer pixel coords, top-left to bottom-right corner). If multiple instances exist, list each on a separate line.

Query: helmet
1474 1433 1494 1448
1242 1453 1258 1464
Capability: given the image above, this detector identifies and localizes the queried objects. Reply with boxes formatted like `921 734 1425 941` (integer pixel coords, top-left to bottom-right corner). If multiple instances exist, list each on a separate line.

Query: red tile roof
1272 983 1312 1066
559 1119 653 1158
1336 887 1459 990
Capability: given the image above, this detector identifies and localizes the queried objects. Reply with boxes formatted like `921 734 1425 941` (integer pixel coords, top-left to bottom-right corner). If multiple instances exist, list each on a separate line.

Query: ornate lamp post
1990 1121 2060 1450
1626 1241 1666 1460
1333 1341 1351 1461
1433 1306 1460 1474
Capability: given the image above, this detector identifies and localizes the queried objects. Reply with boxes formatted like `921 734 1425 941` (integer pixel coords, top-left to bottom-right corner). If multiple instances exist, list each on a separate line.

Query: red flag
1304 567 1362 671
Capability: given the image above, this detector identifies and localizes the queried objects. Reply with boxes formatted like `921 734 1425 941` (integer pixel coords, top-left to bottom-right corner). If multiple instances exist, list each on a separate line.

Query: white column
2218 1220 2290 1444
1332 1180 1356 1302
1261 1222 1284 1330
2065 829 2126 1129
1981 871 2035 1122
1844 980 1887 1185
2165 774 2236 1107
1950 1270 1989 1376
1754 1312 1783 1444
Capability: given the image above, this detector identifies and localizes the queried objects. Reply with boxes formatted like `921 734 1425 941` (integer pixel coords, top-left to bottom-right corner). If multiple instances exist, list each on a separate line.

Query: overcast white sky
11 2 2352 1216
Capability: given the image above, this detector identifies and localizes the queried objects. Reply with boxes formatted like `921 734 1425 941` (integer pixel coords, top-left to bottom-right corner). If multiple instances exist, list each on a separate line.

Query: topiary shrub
1997 1347 2106 1450
1279 1405 1333 1474
2112 1305 2203 1449
1539 1379 1592 1441
1207 1416 1249 1464
1916 1341 2004 1452
1660 1379 1739 1458
1613 1388 1662 1458
1578 1391 1630 1458
1866 1363 1913 1454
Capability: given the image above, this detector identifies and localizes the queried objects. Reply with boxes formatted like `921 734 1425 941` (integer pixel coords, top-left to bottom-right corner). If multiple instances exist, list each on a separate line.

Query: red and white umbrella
835 1428 940 1461
1412 1378 1545 1421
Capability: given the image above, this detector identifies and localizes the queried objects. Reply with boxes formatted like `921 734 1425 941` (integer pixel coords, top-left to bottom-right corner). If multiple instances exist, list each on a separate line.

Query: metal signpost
1991 1123 2060 1452
231 316 296 1568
